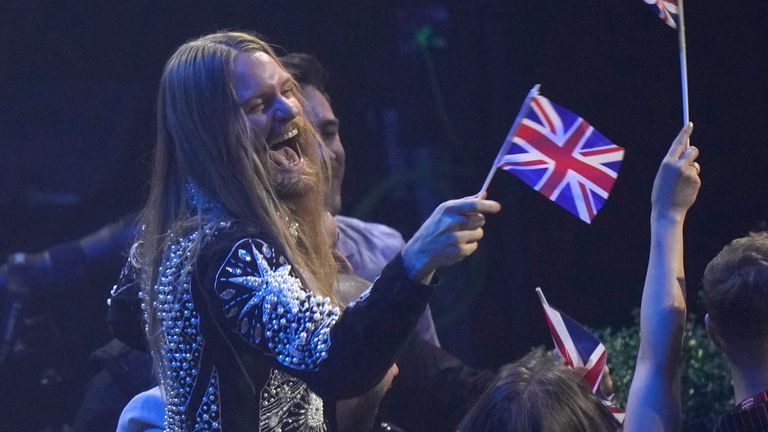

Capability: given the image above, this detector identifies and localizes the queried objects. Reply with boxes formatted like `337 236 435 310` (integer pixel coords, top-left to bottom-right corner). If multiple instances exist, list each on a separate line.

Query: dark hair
280 53 330 100
458 351 620 432
703 231 768 341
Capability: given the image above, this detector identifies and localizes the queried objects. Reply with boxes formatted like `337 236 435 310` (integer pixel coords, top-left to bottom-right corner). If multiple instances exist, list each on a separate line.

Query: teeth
272 127 298 146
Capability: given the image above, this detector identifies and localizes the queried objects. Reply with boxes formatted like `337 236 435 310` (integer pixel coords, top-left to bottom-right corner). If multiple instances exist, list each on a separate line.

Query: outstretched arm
203 196 501 399
625 123 700 431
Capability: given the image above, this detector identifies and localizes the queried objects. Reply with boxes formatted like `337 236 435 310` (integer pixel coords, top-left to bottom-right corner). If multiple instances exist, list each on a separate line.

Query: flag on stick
536 287 607 393
643 0 679 28
536 288 626 422
642 0 690 126
497 95 624 223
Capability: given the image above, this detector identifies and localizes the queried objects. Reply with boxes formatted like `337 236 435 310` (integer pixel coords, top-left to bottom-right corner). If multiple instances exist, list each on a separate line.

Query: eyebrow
241 94 265 107
240 74 294 107
278 74 294 90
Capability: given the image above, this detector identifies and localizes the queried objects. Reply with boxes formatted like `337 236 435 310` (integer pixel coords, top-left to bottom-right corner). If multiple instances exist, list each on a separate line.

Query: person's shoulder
116 386 165 432
195 220 282 279
205 219 263 243
198 220 269 258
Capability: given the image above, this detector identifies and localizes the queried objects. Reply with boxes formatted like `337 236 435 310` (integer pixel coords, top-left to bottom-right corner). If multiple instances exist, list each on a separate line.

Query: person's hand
651 123 700 222
571 363 613 397
401 194 501 283
599 365 614 397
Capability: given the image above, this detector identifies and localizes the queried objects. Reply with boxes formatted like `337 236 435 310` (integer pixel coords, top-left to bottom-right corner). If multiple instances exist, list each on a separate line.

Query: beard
269 166 314 199
265 127 316 200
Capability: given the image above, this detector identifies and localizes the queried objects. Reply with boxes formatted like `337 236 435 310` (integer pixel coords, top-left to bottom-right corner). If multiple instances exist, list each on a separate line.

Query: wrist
651 209 685 226
400 246 434 284
409 269 435 285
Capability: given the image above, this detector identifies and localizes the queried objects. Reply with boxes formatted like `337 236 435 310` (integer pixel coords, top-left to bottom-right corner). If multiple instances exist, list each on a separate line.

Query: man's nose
274 96 298 121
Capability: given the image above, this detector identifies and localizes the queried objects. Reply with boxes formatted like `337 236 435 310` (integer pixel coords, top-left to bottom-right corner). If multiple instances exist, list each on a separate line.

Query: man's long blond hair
137 31 338 376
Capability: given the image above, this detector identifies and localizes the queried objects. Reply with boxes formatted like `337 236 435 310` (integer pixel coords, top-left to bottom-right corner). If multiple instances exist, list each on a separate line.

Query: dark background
1 0 766 413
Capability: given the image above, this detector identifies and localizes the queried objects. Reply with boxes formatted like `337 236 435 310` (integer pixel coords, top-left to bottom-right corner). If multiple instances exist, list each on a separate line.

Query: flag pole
535 287 548 305
677 0 689 126
477 83 540 195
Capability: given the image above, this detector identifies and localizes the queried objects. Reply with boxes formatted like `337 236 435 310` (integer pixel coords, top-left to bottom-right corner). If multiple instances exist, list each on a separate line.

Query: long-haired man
136 31 499 431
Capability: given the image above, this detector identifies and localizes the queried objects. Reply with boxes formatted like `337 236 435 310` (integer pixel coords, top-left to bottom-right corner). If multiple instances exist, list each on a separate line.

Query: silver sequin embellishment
193 368 221 431
259 369 327 432
147 221 230 432
214 238 340 371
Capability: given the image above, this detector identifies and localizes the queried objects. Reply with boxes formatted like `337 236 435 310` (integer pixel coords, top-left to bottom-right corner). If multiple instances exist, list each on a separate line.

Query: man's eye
282 86 294 97
321 127 338 136
247 102 264 113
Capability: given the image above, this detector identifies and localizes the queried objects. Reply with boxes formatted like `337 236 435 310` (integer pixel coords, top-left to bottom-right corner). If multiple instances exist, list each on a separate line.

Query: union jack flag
536 288 625 422
536 288 607 393
499 95 624 223
643 0 679 29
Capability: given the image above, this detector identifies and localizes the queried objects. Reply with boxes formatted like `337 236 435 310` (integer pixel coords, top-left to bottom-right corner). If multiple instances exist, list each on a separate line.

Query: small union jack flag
536 288 625 422
643 0 679 29
536 288 607 393
499 95 624 223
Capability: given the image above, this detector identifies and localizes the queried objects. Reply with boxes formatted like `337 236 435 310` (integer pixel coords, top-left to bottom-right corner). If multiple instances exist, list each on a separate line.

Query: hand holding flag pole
477 83 540 196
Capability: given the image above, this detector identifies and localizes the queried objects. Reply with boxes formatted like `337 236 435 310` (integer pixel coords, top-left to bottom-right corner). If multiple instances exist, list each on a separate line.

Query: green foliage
597 311 733 432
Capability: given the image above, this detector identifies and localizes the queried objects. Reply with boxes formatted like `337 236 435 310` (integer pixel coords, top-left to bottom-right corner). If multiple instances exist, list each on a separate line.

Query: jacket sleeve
203 235 432 399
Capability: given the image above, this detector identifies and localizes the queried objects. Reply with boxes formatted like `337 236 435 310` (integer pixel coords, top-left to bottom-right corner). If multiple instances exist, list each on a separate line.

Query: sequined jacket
152 222 432 432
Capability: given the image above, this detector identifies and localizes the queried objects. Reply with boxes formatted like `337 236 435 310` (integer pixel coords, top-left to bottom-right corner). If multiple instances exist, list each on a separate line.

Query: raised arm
625 123 700 431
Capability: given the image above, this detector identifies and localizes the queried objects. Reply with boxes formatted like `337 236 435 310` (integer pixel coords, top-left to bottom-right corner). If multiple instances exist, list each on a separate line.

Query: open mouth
268 126 304 170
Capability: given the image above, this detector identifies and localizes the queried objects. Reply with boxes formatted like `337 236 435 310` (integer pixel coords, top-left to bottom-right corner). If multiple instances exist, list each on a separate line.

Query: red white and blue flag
643 0 679 29
536 288 625 421
536 288 607 393
499 96 624 223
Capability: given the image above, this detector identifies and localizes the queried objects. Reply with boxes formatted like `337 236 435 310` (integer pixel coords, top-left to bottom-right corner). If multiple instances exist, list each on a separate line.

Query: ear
705 313 724 350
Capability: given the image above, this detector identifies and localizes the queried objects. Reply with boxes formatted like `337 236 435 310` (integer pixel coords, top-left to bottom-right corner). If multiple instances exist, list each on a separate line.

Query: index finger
445 197 502 215
666 122 694 159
